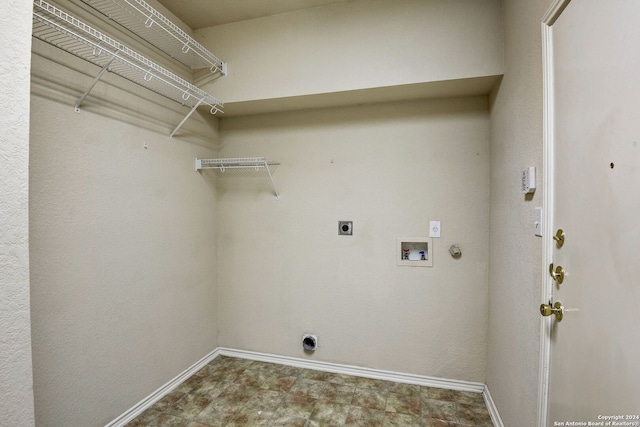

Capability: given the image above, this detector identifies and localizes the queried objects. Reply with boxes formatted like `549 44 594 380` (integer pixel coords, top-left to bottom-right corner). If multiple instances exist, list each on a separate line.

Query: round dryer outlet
338 221 352 235
302 334 318 351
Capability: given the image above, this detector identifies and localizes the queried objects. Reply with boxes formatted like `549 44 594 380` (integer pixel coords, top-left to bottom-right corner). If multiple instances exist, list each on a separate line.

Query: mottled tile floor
127 356 493 427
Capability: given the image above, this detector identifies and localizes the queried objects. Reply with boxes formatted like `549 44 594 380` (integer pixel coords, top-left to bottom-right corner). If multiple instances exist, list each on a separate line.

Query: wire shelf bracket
170 97 203 139
195 157 281 200
32 0 224 138
74 54 116 112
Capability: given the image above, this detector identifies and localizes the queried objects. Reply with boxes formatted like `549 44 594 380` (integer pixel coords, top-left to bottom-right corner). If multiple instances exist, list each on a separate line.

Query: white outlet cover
429 221 441 238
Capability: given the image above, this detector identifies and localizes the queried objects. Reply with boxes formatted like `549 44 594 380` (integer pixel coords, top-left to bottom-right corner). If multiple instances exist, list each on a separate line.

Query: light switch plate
535 207 543 237
429 221 441 238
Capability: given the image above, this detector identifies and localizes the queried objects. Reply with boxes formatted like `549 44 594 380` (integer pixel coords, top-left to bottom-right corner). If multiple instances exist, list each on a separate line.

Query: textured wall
29 92 219 425
0 2 36 426
217 97 490 382
196 0 503 103
487 0 551 425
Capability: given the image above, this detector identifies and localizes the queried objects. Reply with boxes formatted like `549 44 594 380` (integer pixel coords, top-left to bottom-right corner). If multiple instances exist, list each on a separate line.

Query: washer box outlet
397 237 433 267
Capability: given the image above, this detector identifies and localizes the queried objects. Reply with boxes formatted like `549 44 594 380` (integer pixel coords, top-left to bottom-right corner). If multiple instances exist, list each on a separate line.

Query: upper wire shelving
32 0 224 138
195 157 281 199
79 0 226 74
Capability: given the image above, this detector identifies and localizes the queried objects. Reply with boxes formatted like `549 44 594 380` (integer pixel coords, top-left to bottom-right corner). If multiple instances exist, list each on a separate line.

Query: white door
541 0 640 424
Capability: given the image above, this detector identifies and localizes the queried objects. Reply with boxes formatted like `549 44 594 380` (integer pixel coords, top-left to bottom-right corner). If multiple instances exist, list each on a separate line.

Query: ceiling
157 0 353 29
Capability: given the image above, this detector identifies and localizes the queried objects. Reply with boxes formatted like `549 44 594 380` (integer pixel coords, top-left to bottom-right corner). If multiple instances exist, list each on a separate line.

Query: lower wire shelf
195 157 281 199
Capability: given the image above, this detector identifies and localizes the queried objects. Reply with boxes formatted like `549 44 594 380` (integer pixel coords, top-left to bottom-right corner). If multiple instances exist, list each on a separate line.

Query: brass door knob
549 263 565 284
540 301 564 321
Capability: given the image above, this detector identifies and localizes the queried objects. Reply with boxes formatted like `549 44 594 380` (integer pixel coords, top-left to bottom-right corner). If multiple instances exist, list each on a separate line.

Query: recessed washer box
397 237 433 267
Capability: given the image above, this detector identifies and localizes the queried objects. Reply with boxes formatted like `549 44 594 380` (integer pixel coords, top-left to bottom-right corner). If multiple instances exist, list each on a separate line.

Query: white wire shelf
195 157 281 199
32 0 223 138
79 0 226 74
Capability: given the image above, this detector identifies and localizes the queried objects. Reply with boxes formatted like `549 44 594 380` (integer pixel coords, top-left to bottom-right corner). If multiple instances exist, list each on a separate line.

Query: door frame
538 0 572 426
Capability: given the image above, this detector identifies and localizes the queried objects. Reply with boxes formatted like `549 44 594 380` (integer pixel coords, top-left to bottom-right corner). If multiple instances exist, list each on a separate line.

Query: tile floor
127 356 494 427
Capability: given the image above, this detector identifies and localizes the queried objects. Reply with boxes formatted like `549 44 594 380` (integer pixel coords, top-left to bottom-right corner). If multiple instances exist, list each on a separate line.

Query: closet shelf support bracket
75 55 117 113
264 158 280 200
170 97 204 139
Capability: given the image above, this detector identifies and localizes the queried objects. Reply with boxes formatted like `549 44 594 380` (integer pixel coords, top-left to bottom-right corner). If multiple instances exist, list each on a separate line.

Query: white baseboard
106 347 497 426
483 384 504 427
218 347 485 393
104 348 220 427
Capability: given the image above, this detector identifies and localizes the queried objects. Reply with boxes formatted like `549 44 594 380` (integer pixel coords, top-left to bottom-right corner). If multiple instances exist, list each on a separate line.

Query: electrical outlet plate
429 221 441 238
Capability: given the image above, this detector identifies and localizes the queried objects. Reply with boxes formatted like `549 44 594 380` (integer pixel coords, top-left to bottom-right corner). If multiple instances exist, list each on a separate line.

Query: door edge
538 1 572 426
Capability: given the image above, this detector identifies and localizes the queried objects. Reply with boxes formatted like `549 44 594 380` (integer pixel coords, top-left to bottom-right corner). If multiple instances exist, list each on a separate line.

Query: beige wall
0 2 36 426
29 68 220 425
487 0 551 425
23 0 511 424
216 96 490 382
196 0 503 104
